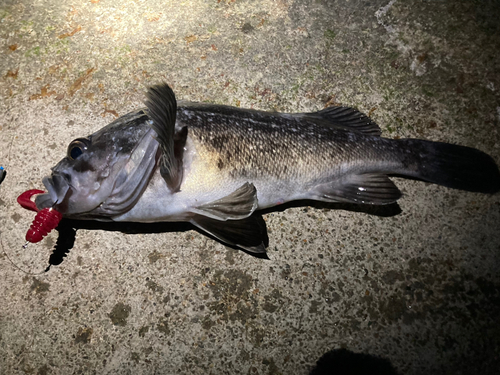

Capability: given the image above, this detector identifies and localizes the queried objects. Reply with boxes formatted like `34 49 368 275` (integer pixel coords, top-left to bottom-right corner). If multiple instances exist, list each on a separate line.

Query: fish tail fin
395 139 500 194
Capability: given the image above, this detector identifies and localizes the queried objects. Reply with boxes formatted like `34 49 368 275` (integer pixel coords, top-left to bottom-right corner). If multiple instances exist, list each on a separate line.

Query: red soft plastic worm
17 189 62 243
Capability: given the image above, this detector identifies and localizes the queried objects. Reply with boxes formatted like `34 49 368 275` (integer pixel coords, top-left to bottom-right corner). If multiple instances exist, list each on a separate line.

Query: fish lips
35 174 71 212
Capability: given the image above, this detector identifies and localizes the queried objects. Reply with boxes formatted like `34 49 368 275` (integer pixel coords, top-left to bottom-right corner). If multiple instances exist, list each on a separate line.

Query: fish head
35 110 159 218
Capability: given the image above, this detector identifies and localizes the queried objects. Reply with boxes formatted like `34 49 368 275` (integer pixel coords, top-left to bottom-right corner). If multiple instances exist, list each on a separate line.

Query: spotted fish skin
36 84 500 253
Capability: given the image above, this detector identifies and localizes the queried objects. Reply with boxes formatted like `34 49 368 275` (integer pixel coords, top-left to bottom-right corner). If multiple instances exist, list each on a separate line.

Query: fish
35 83 500 254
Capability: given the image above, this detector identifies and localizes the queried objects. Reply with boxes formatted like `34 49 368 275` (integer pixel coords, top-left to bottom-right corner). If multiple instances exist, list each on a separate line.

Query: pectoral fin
312 173 402 205
190 214 268 255
191 182 258 220
145 83 187 192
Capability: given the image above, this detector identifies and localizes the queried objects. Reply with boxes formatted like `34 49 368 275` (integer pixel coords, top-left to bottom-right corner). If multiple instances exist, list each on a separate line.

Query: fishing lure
17 189 62 244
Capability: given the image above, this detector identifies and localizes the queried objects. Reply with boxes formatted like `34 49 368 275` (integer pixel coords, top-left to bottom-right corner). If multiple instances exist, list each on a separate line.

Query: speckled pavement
1 1 499 374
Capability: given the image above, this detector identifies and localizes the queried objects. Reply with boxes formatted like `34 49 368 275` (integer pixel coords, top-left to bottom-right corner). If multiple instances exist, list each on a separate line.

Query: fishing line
0 234 49 275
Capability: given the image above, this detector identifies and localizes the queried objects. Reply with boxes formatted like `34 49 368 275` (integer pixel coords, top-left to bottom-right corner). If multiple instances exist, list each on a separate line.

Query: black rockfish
35 84 500 253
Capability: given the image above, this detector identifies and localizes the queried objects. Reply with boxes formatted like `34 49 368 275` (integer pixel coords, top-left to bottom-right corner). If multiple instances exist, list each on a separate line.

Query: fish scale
182 110 406 190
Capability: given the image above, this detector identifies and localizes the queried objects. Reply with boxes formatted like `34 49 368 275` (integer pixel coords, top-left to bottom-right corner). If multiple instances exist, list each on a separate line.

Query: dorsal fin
302 106 382 136
145 83 187 192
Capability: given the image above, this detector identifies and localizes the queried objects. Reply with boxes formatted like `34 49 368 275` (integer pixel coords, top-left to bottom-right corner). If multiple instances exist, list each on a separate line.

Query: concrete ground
1 0 499 374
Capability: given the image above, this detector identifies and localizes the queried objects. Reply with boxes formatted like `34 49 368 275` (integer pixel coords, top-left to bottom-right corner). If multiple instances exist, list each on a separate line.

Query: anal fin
191 182 258 220
312 173 402 205
190 214 268 255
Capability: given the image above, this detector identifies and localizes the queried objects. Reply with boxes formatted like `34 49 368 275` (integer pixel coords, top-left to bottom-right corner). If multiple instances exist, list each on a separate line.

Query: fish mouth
35 174 71 211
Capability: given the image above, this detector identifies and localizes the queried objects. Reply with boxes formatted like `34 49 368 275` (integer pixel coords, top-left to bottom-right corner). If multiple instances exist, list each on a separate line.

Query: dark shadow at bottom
310 348 399 375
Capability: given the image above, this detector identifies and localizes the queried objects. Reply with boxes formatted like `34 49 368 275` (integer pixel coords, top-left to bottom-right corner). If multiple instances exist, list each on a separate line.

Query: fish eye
67 138 90 160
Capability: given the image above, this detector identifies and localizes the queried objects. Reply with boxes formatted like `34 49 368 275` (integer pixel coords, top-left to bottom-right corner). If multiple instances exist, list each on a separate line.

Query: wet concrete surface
1 0 500 374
